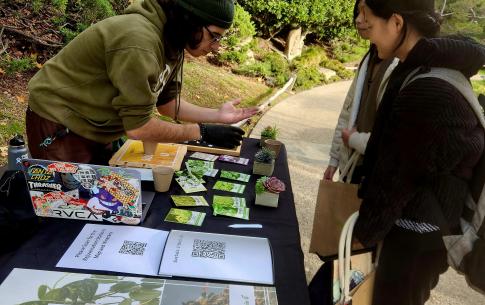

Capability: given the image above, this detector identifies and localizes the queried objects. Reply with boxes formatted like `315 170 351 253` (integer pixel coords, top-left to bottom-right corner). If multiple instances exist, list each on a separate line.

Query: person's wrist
197 123 206 141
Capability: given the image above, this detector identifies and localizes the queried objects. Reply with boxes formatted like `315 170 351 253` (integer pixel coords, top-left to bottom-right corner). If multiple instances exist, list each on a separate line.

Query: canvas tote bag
310 152 365 258
336 212 380 305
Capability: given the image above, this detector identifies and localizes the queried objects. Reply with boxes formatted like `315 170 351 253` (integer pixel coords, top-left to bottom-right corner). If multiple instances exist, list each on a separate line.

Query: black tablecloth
0 138 310 305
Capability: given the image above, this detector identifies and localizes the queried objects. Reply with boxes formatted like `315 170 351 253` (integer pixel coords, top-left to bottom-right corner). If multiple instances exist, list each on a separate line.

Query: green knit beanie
177 0 234 29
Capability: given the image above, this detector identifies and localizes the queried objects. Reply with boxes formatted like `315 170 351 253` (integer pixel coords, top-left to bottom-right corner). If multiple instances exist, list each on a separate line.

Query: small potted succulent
260 125 279 147
253 148 276 176
255 176 286 207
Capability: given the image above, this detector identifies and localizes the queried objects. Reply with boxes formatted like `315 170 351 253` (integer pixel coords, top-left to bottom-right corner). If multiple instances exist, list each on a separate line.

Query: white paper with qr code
56 224 169 276
159 230 274 285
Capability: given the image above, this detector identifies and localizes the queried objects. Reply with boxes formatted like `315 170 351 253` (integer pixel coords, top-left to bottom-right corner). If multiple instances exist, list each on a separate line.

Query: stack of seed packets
164 208 206 226
189 152 219 162
171 195 209 207
212 195 249 220
213 181 246 194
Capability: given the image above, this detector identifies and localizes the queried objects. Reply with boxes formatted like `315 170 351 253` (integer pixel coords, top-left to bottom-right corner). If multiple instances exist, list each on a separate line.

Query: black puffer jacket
355 37 485 247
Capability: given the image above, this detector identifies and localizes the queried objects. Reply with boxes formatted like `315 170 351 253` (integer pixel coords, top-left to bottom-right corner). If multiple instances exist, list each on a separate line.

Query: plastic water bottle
7 135 29 171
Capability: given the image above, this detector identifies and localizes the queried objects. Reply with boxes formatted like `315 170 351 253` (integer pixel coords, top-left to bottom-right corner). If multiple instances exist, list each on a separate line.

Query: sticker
47 162 78 174
27 165 54 182
73 165 97 189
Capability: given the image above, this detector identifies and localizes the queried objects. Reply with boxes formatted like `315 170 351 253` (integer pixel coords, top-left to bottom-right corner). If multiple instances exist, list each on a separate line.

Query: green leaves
129 287 162 301
109 281 139 293
63 279 98 302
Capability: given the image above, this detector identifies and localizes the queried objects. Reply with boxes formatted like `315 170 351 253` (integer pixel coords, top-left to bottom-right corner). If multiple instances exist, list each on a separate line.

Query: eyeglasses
204 26 224 44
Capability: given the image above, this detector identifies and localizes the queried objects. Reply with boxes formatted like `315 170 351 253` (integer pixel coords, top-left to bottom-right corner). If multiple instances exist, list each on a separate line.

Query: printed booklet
0 268 278 305
57 223 274 285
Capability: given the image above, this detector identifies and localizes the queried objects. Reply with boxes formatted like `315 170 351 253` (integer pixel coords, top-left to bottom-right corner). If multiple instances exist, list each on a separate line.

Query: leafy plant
254 148 276 163
255 176 269 194
18 274 163 305
0 54 37 75
261 125 279 139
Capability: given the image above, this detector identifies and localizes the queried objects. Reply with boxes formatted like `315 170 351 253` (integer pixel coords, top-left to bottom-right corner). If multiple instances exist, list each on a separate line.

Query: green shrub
218 4 256 64
473 81 485 96
234 51 291 86
0 55 37 75
295 66 326 90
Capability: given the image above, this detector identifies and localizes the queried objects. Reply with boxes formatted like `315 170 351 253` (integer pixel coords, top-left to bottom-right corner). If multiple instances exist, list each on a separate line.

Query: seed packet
218 155 250 166
220 170 251 182
213 195 246 208
190 152 219 161
164 208 205 226
175 176 207 193
171 195 209 207
186 160 214 169
185 160 218 177
213 181 246 194
213 205 249 220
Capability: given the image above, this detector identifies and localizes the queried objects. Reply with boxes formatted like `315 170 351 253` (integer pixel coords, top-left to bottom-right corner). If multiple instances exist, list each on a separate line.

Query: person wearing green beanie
26 0 256 165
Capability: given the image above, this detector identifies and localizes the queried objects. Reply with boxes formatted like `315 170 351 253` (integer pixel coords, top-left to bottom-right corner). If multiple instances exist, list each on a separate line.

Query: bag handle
338 212 382 304
338 151 360 184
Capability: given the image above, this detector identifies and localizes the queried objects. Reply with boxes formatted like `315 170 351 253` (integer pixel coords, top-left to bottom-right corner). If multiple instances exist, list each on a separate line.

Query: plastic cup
152 166 175 192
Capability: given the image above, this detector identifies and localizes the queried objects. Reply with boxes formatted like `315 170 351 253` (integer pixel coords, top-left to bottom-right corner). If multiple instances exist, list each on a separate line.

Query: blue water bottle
7 135 29 171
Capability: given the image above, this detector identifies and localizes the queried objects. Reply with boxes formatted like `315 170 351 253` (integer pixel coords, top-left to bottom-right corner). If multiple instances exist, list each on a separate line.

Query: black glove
198 123 244 149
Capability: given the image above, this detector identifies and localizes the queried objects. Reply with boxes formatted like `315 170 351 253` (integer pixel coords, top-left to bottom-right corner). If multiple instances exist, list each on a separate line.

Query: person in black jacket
353 1 485 304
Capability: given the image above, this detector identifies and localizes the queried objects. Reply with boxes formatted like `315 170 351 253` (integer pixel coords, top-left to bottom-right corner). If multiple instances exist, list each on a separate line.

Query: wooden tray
109 140 187 170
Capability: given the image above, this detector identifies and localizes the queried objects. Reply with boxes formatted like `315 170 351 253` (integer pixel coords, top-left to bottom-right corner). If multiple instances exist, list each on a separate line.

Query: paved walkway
250 81 485 305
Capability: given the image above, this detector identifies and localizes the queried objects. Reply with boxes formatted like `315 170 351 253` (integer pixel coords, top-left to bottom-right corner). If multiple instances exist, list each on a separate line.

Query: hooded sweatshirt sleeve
106 47 161 131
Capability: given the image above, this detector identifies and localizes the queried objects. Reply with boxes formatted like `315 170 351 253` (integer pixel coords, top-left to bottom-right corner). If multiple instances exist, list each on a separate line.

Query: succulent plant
261 125 279 139
255 176 286 194
263 177 286 194
254 147 276 163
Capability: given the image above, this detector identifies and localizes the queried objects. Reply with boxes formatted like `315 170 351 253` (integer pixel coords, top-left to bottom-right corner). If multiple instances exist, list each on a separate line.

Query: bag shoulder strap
401 67 485 129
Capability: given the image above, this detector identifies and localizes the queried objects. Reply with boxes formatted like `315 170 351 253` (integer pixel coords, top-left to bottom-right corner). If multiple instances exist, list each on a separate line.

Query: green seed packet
171 195 209 207
185 160 218 177
213 195 246 208
213 181 246 194
175 176 207 193
164 208 205 226
220 170 251 182
213 205 249 220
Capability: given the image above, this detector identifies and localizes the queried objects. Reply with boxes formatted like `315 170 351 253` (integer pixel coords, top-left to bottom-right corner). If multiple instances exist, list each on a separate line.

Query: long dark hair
365 0 441 50
157 0 208 60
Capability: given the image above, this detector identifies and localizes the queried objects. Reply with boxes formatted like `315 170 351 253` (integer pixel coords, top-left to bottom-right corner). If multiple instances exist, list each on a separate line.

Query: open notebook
57 223 274 285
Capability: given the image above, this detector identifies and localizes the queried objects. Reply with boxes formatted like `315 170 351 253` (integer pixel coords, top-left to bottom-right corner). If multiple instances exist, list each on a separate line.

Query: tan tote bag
310 152 365 258
336 212 380 305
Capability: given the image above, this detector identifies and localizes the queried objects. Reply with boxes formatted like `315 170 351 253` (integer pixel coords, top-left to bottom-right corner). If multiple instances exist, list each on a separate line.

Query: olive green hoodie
28 0 182 143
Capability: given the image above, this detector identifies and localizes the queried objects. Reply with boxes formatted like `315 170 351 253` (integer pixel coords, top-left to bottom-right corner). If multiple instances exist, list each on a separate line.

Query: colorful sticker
47 162 79 174
27 164 54 182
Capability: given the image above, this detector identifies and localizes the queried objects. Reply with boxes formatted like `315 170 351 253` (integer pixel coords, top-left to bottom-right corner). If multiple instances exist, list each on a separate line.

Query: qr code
191 239 226 260
119 240 147 256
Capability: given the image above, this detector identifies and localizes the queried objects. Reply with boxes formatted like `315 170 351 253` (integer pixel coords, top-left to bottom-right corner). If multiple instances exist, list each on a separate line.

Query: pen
228 224 263 229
